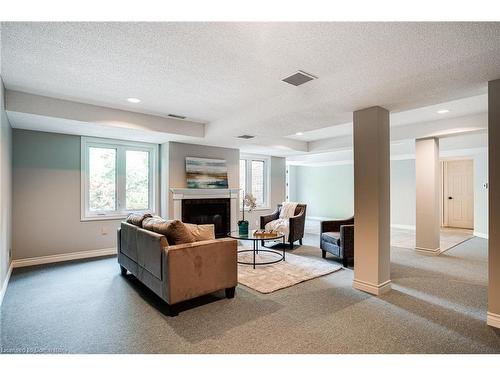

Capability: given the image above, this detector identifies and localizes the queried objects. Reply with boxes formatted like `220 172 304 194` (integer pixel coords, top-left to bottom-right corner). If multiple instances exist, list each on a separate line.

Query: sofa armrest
260 210 279 229
289 211 306 240
164 238 238 304
117 228 121 254
136 227 168 280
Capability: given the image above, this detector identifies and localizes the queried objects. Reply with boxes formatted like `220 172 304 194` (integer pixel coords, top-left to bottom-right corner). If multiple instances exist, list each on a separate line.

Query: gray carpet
1 234 500 353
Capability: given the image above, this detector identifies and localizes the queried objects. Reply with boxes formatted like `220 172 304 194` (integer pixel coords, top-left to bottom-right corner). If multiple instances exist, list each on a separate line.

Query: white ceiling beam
5 90 205 138
307 112 487 153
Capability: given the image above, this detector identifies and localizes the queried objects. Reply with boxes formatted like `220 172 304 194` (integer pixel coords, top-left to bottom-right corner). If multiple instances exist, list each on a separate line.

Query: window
240 155 269 209
81 137 157 220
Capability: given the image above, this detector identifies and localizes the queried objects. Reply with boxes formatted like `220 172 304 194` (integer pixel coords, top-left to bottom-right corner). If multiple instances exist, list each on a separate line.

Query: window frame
81 137 158 221
240 154 270 210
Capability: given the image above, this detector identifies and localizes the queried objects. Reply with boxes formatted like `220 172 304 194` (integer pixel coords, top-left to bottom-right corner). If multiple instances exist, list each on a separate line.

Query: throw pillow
126 212 153 227
165 220 195 245
185 223 216 241
142 217 173 236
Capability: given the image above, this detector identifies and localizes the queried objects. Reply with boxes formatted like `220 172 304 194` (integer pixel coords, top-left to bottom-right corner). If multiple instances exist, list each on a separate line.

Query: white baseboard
391 224 416 230
307 220 416 230
306 216 335 222
12 248 117 268
353 278 391 295
415 246 441 256
487 311 500 329
474 231 489 239
0 262 13 307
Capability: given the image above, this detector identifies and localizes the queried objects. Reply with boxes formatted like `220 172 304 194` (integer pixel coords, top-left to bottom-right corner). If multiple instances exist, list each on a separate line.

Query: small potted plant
238 192 256 235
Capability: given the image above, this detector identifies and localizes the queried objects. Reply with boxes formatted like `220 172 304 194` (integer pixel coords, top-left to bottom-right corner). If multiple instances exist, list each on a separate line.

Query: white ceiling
1 22 500 156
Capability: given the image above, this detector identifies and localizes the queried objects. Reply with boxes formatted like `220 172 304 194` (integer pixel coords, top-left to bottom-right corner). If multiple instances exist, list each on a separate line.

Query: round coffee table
228 230 286 269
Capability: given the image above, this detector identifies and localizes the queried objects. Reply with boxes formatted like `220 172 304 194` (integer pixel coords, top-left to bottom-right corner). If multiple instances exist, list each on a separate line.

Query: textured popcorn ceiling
2 22 500 154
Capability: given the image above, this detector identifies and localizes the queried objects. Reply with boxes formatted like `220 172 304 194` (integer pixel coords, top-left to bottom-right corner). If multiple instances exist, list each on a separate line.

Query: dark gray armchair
260 204 307 249
320 217 354 267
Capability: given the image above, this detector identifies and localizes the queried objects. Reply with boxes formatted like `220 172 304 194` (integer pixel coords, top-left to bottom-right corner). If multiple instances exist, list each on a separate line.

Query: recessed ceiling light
127 98 141 103
437 109 450 114
295 132 304 136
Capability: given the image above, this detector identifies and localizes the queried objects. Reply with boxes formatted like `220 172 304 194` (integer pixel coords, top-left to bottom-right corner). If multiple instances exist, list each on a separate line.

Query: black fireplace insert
181 198 231 238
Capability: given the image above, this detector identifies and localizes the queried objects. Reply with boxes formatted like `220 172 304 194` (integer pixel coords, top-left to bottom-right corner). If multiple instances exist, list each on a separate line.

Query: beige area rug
391 227 474 252
237 247 342 294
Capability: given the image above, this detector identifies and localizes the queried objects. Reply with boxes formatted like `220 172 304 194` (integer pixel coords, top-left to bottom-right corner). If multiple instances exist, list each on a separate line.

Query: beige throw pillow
185 223 216 241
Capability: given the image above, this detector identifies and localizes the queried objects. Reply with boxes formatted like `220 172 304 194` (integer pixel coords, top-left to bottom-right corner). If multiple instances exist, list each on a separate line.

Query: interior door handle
448 196 453 200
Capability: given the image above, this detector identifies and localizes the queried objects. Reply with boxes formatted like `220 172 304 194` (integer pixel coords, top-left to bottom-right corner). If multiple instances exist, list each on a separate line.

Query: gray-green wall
289 160 417 226
0 76 13 301
12 129 123 259
11 133 287 259
390 159 416 227
289 164 354 219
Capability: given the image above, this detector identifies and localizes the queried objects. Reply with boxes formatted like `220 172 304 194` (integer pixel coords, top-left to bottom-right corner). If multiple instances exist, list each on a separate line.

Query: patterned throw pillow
142 217 173 235
126 212 153 227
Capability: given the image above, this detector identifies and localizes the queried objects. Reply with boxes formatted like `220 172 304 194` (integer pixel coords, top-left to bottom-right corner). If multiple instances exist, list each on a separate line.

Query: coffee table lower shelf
228 231 286 269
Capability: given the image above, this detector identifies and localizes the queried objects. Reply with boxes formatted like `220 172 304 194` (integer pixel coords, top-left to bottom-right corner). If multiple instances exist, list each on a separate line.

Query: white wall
0 76 13 300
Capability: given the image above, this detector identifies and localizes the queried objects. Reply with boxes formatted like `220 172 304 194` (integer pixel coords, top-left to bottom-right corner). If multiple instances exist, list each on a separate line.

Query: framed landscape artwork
185 157 229 189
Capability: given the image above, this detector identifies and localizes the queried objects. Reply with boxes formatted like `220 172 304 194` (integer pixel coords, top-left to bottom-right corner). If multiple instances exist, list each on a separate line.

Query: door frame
441 158 474 229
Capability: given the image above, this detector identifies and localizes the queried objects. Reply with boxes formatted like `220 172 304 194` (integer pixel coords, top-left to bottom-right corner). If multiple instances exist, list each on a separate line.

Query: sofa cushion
321 232 341 246
126 212 153 227
142 217 173 237
166 220 196 245
185 223 216 241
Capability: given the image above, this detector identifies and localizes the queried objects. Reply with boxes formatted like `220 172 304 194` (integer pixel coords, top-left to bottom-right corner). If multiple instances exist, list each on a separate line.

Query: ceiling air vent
168 113 186 120
282 70 317 86
237 135 255 139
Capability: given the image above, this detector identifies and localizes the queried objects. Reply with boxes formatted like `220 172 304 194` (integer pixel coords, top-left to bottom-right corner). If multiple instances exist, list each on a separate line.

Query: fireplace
170 188 239 235
182 198 231 238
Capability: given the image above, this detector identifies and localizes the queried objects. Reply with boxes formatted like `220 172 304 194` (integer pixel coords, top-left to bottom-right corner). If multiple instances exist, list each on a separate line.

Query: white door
445 160 474 229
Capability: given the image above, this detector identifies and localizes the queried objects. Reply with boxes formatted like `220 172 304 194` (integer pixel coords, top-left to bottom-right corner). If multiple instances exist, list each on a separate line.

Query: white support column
488 79 500 328
415 137 441 254
352 106 391 295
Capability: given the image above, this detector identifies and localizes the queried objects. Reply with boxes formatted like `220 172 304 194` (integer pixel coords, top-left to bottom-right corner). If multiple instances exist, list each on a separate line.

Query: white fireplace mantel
170 188 240 231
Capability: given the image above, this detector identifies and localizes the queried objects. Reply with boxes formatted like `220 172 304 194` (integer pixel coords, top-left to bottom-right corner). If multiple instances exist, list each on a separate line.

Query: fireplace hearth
182 198 231 238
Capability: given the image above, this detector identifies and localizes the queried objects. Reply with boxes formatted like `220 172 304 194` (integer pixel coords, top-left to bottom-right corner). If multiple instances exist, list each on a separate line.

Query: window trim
240 154 271 210
81 137 158 222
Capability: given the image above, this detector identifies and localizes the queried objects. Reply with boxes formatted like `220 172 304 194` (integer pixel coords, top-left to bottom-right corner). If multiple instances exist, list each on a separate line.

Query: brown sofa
117 217 238 316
